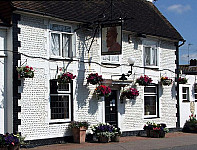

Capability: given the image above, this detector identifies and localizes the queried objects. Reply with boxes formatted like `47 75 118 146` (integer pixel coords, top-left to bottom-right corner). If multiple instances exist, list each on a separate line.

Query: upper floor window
144 46 157 66
50 24 76 58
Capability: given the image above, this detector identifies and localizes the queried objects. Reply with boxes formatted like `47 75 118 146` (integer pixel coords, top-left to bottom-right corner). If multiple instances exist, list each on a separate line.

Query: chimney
146 0 154 2
190 59 197 66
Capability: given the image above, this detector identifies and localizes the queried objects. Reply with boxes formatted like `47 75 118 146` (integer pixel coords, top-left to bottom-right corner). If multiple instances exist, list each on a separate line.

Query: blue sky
155 0 197 65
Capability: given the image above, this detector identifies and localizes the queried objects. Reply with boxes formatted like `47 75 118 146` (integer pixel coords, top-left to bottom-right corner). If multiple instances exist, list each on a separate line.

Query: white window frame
50 81 72 123
182 86 190 102
49 23 76 59
143 45 158 67
144 86 158 118
194 84 197 101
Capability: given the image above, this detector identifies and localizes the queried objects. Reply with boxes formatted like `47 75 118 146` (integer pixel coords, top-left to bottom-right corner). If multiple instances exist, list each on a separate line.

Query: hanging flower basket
94 85 111 97
178 77 187 84
57 72 76 83
16 65 34 78
86 73 103 85
160 76 172 86
136 75 152 86
120 88 139 101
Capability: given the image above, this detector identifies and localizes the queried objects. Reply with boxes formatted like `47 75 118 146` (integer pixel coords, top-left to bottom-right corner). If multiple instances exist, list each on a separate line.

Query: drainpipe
175 40 186 129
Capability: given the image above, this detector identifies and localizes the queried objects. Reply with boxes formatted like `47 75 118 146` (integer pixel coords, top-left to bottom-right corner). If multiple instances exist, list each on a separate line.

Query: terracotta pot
72 127 87 143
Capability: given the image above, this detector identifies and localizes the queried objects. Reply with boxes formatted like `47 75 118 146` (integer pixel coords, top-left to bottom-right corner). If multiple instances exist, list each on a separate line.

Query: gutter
175 39 186 129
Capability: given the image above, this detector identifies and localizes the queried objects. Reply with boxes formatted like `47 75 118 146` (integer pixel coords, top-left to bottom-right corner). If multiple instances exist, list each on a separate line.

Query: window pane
194 88 197 93
182 94 187 99
62 34 71 57
58 83 70 91
144 87 156 93
144 96 156 115
50 95 69 119
51 33 60 56
50 24 71 33
182 87 187 93
195 94 197 99
144 47 150 65
151 47 157 65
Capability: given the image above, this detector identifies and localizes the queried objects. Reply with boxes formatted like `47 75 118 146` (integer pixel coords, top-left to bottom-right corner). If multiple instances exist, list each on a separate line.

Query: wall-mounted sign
101 23 122 55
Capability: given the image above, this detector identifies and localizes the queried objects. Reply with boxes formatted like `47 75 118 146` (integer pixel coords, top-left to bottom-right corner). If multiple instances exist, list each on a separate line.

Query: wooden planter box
0 145 20 150
72 127 87 143
98 136 110 143
150 130 165 138
111 135 120 142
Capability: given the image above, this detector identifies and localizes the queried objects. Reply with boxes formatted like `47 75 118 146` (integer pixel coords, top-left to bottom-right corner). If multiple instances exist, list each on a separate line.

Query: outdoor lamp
128 57 135 74
119 57 135 80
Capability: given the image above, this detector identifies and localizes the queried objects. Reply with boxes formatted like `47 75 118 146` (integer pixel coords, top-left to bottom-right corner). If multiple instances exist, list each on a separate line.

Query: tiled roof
11 0 183 41
180 65 197 75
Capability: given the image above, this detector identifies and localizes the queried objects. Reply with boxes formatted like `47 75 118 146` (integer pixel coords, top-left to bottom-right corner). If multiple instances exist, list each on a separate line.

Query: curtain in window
62 34 71 57
51 33 60 56
151 47 157 65
145 47 150 65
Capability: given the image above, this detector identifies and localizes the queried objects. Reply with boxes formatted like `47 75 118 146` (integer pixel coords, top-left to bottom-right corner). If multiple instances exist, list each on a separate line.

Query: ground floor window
50 79 73 122
194 84 197 101
144 86 158 117
182 87 189 102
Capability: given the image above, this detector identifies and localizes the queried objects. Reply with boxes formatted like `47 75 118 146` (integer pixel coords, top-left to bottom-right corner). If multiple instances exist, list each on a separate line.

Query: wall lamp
119 57 135 80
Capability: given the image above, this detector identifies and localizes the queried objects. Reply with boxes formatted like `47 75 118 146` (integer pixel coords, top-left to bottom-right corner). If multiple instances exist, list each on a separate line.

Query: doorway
105 90 118 127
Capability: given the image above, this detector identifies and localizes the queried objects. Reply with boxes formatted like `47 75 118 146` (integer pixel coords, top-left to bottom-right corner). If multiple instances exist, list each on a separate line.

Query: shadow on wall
75 31 98 115
0 89 4 108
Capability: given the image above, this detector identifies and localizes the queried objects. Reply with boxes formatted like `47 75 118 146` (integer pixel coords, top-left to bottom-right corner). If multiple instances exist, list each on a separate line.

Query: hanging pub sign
101 23 122 55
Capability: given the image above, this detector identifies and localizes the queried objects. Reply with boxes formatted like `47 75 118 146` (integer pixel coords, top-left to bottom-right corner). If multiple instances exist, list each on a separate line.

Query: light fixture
119 57 135 80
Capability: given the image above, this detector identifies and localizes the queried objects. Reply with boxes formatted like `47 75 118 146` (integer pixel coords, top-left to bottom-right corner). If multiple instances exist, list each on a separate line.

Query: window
50 24 76 58
50 80 72 122
182 87 189 102
144 46 157 66
144 86 158 117
195 84 197 101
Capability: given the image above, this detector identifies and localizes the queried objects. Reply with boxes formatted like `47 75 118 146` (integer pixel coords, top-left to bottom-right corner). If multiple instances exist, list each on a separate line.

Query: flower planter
0 145 20 150
72 127 87 143
111 135 120 142
161 79 172 86
150 130 165 138
98 136 110 143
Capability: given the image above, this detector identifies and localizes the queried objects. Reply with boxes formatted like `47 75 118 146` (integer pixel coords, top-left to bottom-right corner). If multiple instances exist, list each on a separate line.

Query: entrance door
105 90 118 127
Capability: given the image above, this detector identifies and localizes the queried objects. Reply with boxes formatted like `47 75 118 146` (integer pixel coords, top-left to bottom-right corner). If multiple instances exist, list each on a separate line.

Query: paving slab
21 132 197 150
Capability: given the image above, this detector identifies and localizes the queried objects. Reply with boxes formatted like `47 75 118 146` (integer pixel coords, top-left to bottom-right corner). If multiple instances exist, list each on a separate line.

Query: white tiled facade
15 13 178 140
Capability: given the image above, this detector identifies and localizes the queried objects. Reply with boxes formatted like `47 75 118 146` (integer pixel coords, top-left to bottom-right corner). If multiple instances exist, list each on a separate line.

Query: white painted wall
0 28 7 134
180 75 197 127
16 13 178 140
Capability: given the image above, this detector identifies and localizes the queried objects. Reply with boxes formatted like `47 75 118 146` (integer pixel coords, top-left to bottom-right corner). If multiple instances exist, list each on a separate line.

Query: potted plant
0 133 23 150
143 122 169 138
86 73 103 85
178 77 187 84
94 85 111 98
160 76 172 86
69 121 89 143
120 87 139 103
91 123 119 143
111 127 121 142
182 114 197 133
136 75 152 86
57 72 76 84
16 65 34 78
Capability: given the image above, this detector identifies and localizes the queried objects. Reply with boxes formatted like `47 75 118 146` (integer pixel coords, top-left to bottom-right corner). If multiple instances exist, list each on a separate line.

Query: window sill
143 66 159 70
144 117 160 119
49 121 71 125
182 100 190 102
